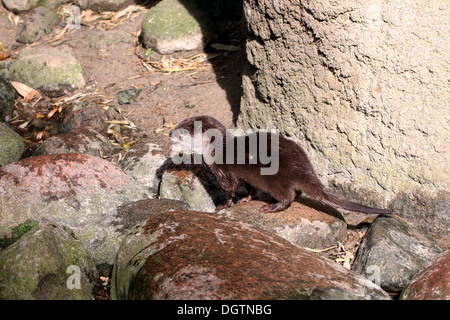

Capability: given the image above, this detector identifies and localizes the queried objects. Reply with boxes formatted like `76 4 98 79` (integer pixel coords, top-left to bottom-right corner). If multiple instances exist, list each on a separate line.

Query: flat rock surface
219 199 347 249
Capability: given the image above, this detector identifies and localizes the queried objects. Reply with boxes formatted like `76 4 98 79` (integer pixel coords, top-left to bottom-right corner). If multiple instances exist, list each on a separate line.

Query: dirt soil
0 4 244 147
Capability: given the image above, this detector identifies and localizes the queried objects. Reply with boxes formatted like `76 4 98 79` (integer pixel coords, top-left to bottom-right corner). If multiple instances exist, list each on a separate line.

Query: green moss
0 220 38 249
142 0 202 41
5 46 85 97
9 59 84 86
0 122 24 167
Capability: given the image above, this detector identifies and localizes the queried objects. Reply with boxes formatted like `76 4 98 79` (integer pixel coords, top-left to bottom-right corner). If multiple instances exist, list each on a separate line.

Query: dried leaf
114 5 143 19
35 131 50 141
48 25 69 44
102 13 114 20
343 251 354 269
10 81 39 102
81 10 99 23
47 106 61 119
19 120 31 129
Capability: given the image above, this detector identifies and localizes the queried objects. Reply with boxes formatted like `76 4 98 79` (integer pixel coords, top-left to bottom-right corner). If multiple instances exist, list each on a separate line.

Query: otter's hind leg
259 200 291 212
259 189 296 213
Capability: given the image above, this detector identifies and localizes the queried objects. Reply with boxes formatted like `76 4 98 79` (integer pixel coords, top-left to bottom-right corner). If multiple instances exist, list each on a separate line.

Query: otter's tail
320 190 394 215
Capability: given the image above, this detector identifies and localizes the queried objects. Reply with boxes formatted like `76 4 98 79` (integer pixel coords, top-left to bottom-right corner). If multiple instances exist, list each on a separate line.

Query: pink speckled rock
401 250 450 300
0 153 149 263
111 210 390 300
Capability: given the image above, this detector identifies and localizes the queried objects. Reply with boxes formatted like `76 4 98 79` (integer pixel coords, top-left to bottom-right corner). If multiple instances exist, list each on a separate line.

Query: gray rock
0 76 17 122
5 45 85 97
0 122 24 167
159 169 225 212
352 215 444 292
33 128 114 157
118 135 172 195
0 153 150 264
59 102 107 135
0 220 95 300
111 210 390 300
140 0 216 54
219 199 347 249
16 6 61 44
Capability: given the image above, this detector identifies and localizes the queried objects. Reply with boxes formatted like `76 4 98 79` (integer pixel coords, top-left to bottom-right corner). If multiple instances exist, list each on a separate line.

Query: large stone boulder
352 215 444 292
0 221 95 300
0 153 150 264
400 250 450 300
239 0 449 237
33 128 114 157
111 210 390 300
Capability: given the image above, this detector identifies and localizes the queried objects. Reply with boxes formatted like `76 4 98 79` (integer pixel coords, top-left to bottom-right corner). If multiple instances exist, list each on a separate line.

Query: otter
169 115 393 214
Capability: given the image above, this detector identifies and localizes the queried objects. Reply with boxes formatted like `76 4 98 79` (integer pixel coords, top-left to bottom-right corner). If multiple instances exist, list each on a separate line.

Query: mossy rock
16 6 61 44
141 0 216 54
5 45 85 97
0 76 17 122
0 221 95 300
0 122 24 167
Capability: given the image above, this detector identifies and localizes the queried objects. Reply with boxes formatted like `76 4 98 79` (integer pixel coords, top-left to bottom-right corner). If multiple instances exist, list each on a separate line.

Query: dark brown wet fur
170 115 394 214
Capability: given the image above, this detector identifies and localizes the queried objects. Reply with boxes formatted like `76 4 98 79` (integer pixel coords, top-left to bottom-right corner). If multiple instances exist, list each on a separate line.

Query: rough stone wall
239 0 449 235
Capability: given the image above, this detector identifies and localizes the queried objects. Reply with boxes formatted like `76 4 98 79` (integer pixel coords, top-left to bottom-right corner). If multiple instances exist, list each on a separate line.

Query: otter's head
169 115 226 145
169 116 227 163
